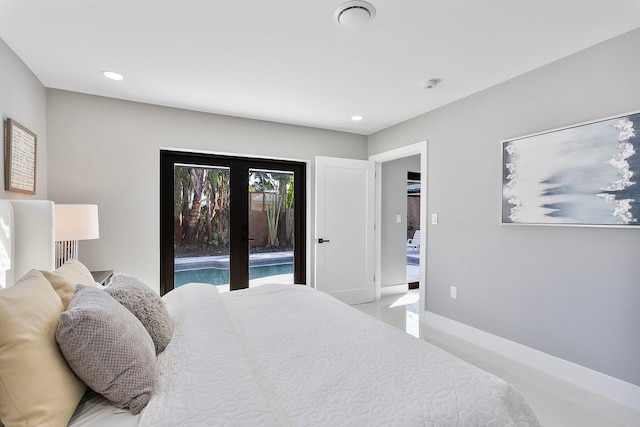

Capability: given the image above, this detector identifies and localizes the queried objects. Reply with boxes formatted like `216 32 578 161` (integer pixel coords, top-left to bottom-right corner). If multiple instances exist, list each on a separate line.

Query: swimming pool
174 262 293 287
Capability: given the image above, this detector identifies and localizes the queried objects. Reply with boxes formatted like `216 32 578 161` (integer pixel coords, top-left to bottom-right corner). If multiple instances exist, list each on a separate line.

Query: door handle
317 238 331 243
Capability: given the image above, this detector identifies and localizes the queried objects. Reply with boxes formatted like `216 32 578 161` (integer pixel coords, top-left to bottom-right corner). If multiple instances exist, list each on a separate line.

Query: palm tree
250 171 293 247
174 166 230 250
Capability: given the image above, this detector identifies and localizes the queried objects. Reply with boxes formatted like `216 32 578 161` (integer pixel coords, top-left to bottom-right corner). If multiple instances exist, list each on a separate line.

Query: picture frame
501 111 640 228
4 118 37 195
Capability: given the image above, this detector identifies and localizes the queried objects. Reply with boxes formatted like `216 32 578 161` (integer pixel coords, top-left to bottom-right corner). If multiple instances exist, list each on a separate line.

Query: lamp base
55 240 78 268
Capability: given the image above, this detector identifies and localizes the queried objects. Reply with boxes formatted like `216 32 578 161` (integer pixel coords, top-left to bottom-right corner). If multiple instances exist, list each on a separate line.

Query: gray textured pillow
105 274 173 354
56 285 156 415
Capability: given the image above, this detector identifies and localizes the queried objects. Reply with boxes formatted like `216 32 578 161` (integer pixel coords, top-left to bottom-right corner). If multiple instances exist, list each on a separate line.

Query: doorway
370 141 427 324
159 150 306 295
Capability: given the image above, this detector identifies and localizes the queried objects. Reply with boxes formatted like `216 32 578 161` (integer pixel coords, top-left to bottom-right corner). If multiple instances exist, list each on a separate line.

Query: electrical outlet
450 286 457 299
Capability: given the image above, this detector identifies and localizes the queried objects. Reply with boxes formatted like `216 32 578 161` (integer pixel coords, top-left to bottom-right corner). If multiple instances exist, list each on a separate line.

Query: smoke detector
334 1 376 29
424 79 441 89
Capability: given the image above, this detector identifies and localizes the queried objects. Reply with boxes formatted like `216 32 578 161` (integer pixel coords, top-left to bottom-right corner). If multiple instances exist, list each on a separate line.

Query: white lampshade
55 204 100 241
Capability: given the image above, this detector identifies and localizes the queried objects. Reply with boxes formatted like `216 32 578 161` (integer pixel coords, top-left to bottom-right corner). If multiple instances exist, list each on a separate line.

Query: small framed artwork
502 111 640 227
4 119 37 195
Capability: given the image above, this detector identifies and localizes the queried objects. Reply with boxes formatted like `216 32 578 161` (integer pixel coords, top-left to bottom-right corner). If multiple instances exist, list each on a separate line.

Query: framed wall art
502 111 640 227
4 118 37 195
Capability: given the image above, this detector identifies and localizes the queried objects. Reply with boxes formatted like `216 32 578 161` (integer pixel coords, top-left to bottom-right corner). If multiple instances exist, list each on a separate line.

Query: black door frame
160 150 306 295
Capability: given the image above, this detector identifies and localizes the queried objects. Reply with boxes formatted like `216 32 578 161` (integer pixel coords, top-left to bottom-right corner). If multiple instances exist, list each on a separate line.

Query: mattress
138 283 539 426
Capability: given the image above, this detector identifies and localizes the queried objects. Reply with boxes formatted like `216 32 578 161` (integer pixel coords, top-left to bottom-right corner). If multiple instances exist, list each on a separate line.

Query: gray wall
368 29 640 386
0 38 47 199
381 155 420 287
46 89 367 293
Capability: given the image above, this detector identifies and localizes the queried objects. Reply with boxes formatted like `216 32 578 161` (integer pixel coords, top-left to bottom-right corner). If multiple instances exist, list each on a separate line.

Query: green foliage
175 167 294 251
211 231 221 246
286 176 294 208
249 171 294 246
174 165 230 250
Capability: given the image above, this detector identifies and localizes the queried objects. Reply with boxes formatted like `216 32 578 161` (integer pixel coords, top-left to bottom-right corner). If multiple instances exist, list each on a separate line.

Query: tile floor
352 290 640 427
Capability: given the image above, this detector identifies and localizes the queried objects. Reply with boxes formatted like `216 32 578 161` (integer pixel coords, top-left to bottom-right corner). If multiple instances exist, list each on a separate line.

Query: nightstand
91 270 113 287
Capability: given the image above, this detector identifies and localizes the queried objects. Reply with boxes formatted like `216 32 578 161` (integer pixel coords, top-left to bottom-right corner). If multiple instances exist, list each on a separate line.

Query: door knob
317 238 331 243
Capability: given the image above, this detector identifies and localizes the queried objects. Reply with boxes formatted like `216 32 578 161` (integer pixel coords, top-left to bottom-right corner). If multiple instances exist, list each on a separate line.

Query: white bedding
68 391 139 427
139 283 539 426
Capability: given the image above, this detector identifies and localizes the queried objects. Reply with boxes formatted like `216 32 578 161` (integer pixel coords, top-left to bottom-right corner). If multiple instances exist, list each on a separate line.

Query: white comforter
140 284 539 426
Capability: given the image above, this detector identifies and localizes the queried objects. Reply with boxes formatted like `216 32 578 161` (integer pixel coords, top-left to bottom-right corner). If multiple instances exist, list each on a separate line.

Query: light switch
431 213 438 225
396 214 402 224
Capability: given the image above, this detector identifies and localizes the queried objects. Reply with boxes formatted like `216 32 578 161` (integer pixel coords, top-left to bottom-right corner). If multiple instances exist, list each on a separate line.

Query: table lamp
55 204 99 268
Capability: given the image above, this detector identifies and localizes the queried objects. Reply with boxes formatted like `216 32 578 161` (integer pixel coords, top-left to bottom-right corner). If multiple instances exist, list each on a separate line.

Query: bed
0 200 540 426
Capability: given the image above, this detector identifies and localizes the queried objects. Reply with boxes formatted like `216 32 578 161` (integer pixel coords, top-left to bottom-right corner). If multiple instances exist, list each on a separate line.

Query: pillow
56 285 156 415
0 270 86 427
105 274 173 354
42 259 96 309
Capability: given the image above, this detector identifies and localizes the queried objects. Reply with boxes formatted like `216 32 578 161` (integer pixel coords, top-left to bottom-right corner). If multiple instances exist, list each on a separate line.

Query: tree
210 168 230 246
284 176 295 245
182 168 207 246
250 171 293 247
173 166 230 251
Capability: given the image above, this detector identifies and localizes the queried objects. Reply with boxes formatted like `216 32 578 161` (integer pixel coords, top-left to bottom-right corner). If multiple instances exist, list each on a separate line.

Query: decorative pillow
0 270 86 427
42 259 96 309
56 285 156 415
105 273 173 354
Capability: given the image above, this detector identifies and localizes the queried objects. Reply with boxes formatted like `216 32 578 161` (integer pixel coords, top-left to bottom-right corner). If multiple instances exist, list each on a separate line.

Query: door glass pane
173 164 231 291
248 169 295 287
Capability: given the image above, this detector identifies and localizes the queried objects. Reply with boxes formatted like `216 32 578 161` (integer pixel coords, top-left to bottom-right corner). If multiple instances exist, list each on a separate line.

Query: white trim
373 161 383 302
424 311 640 410
369 141 428 323
369 141 426 163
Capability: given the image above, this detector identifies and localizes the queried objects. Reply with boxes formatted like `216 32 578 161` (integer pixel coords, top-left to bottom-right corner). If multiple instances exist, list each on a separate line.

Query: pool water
175 263 293 287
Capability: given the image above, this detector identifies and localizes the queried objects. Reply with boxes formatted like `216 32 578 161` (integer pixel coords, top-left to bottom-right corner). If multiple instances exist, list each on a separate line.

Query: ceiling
1 1 640 135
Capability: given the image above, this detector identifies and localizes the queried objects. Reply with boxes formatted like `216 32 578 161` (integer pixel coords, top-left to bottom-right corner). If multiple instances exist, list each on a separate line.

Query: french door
160 150 306 295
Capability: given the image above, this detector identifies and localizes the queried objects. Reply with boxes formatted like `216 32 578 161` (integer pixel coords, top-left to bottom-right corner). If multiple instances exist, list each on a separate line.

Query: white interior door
315 156 375 304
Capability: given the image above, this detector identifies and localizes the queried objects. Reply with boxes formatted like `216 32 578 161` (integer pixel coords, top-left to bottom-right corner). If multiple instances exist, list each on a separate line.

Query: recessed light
334 1 376 29
351 115 364 121
102 70 124 81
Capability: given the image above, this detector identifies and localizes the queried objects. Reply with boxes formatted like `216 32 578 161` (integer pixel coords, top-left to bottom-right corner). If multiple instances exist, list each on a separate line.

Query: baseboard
424 311 640 410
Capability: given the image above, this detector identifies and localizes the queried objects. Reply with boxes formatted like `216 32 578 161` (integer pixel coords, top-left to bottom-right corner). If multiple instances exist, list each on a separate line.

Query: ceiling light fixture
351 115 364 121
334 1 376 29
102 70 124 81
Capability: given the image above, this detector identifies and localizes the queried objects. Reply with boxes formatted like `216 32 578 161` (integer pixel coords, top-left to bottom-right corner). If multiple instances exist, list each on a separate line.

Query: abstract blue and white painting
502 112 640 226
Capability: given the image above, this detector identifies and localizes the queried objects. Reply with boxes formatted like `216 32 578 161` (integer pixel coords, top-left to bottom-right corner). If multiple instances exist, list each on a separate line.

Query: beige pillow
42 259 96 309
0 270 86 427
